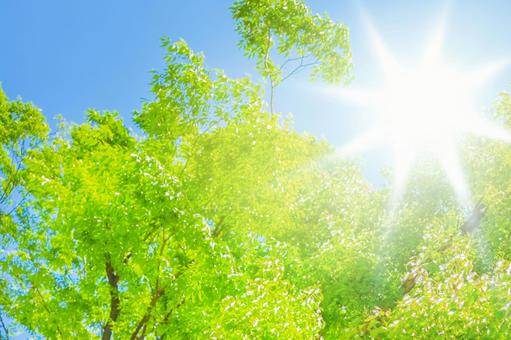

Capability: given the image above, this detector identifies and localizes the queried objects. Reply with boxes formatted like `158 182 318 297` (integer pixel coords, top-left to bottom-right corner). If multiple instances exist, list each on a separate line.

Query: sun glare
335 13 510 210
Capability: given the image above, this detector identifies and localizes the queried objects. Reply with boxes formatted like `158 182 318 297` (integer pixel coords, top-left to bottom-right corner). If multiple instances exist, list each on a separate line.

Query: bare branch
280 61 320 84
279 54 312 70
0 313 9 340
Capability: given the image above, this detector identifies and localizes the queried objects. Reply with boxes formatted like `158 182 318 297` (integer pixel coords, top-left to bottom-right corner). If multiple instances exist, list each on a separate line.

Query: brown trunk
102 257 120 340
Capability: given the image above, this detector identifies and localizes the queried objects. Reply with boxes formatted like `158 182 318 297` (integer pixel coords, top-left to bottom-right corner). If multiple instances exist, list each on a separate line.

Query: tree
0 0 353 337
2 0 511 339
231 0 352 112
0 85 48 339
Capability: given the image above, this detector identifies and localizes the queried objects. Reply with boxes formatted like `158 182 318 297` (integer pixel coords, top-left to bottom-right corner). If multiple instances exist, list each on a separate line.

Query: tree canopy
2 0 511 339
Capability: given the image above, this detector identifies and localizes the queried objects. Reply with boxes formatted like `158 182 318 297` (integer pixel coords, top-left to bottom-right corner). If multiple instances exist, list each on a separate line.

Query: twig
34 288 64 338
0 313 9 340
280 54 312 70
5 194 27 217
264 29 274 114
280 61 320 84
158 297 186 339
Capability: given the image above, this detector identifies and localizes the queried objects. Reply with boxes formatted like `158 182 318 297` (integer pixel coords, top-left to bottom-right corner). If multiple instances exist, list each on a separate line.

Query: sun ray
326 86 381 108
437 143 472 209
421 10 448 65
389 143 416 211
331 12 511 212
337 127 383 157
464 117 511 142
361 12 401 77
469 59 511 86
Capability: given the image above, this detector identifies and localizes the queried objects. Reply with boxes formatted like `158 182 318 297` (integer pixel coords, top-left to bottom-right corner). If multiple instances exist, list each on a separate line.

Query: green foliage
231 0 352 85
364 224 511 338
134 37 265 139
0 85 48 210
2 1 511 339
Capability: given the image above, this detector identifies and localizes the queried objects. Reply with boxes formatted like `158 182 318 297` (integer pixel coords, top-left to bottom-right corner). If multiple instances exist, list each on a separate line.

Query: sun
335 13 510 210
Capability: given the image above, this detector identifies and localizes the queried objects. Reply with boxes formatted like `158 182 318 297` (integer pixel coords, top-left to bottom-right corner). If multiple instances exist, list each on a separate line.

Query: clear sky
2 0 511 183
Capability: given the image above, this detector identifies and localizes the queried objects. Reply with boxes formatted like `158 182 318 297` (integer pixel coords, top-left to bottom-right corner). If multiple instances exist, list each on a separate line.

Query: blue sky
2 0 511 183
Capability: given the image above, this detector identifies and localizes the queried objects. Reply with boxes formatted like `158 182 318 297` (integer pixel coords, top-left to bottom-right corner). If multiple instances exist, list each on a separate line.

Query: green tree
0 1 354 338
2 0 511 339
0 86 48 338
231 0 352 111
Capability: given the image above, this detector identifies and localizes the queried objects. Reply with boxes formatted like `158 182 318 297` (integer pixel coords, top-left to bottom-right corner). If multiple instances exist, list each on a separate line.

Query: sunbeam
332 12 510 210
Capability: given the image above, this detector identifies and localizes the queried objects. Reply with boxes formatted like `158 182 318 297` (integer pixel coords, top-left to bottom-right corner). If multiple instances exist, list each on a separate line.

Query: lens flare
335 12 510 210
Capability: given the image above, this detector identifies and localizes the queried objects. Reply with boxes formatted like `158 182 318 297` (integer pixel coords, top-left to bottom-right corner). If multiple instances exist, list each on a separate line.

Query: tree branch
131 258 193 338
0 313 9 340
102 256 120 340
130 286 165 339
131 229 169 339
279 54 312 70
34 287 63 338
280 61 320 84
264 29 275 115
159 297 186 339
0 147 26 206
269 76 275 115
5 193 27 217
211 216 226 238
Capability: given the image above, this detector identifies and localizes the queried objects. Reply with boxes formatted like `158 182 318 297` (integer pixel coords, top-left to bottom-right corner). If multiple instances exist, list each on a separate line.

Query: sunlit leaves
2 1 511 339
0 85 48 211
1 35 340 337
134 38 264 141
231 0 352 85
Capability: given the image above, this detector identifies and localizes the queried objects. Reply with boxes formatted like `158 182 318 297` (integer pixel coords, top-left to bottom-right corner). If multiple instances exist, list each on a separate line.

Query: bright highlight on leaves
3 1 511 339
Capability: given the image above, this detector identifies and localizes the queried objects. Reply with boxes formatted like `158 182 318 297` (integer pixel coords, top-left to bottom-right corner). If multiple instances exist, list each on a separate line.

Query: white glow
335 13 510 209
380 63 475 153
